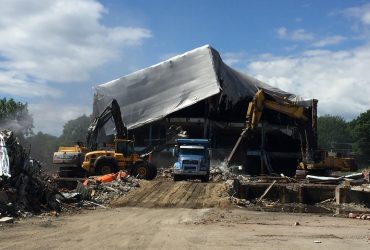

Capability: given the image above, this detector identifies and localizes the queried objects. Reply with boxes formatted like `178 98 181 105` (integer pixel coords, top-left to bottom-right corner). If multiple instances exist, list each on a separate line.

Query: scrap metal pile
0 130 60 217
209 161 237 182
0 130 141 221
58 172 140 209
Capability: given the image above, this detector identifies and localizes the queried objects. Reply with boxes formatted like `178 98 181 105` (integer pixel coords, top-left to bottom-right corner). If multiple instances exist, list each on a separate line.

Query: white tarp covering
93 45 301 133
0 133 10 177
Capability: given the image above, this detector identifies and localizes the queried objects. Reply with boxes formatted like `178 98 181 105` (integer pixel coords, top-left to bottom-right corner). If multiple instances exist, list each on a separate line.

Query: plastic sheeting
93 45 304 134
0 133 10 177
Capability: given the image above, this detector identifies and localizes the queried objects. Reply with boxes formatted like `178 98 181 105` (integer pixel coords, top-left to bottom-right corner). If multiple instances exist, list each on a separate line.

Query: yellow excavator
54 99 157 179
53 144 89 177
298 151 357 172
227 89 356 174
82 99 157 179
226 89 309 166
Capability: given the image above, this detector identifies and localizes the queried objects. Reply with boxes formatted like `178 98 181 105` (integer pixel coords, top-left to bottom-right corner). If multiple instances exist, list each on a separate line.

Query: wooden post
256 180 276 204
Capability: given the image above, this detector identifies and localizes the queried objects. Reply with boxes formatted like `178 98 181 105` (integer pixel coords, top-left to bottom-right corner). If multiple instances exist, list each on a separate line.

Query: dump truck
173 138 210 182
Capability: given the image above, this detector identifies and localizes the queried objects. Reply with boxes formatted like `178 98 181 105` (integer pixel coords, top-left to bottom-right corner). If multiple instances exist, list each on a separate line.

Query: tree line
1 98 370 169
0 98 90 169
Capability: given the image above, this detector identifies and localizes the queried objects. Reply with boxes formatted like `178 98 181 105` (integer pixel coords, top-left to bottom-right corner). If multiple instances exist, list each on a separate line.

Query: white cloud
0 0 152 97
250 3 370 120
246 44 370 120
276 27 314 41
0 70 62 97
29 102 91 135
343 3 370 26
313 35 346 47
222 52 248 66
276 27 288 38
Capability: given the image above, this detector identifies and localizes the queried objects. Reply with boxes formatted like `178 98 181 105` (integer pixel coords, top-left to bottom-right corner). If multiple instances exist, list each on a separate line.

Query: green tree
0 98 33 137
24 115 91 170
350 110 370 156
317 115 352 150
58 114 91 146
24 132 60 170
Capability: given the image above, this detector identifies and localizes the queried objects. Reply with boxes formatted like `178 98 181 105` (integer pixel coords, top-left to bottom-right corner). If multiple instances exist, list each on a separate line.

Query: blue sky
1 0 370 135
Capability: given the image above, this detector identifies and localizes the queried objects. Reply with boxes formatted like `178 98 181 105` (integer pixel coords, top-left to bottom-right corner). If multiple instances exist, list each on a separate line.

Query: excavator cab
115 139 135 156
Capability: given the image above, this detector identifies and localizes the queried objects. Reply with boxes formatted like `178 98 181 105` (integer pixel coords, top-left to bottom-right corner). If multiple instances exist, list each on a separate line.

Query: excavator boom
86 99 127 150
227 89 309 165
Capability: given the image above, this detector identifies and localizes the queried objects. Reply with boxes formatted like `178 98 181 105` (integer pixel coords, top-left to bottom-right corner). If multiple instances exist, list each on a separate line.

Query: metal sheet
93 45 301 134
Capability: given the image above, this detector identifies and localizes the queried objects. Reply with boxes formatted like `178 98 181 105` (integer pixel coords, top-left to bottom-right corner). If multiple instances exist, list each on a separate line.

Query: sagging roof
93 45 300 132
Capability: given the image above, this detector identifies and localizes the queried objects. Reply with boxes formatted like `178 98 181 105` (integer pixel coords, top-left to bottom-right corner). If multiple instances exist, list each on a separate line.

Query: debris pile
348 212 370 220
91 177 139 204
82 173 140 204
0 130 60 218
58 172 140 211
209 161 236 182
156 167 173 179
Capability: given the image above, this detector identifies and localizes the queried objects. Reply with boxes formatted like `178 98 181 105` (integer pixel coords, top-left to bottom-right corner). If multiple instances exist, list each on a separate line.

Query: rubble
0 130 61 218
0 132 10 177
0 129 142 221
209 161 237 181
1 127 369 224
348 212 370 220
82 174 140 204
156 167 173 179
0 216 14 223
56 172 140 212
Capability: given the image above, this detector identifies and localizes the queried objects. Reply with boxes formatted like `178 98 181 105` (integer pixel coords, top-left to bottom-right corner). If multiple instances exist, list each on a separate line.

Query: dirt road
1 180 369 249
112 180 230 208
1 207 369 250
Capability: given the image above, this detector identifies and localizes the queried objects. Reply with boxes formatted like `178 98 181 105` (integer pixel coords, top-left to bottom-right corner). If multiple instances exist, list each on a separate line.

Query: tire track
112 180 230 209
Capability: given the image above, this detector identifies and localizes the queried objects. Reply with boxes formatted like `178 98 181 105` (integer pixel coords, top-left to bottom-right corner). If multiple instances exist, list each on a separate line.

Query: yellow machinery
81 138 156 179
54 99 157 179
227 89 357 174
298 151 357 172
53 144 89 177
227 89 308 166
82 99 156 179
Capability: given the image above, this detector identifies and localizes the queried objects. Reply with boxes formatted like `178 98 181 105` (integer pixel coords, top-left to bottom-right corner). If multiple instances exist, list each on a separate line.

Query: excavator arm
86 99 127 150
227 89 308 166
139 126 188 158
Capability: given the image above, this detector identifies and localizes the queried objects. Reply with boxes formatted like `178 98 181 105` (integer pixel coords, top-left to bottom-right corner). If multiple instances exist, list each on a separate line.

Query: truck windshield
179 148 205 156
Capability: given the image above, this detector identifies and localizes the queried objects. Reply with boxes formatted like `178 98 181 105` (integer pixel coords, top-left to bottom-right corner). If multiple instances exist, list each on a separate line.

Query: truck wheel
96 161 117 175
147 164 157 180
201 174 209 183
134 163 149 179
173 174 182 182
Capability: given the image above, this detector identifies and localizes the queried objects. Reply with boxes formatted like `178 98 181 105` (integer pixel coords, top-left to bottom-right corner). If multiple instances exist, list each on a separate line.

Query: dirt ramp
112 180 230 208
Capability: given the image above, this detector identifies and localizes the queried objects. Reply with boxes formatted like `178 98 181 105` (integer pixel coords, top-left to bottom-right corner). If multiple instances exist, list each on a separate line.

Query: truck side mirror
172 146 179 157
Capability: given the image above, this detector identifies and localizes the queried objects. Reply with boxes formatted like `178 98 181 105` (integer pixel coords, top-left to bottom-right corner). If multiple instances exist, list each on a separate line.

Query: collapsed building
93 45 317 176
